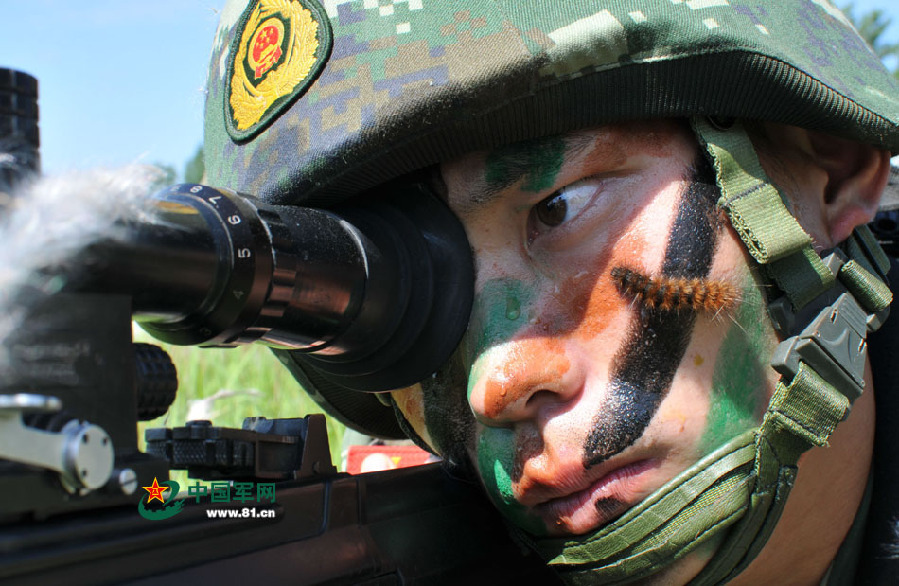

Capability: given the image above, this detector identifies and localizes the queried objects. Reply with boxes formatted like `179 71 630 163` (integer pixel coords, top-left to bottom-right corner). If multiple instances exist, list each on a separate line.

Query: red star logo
143 477 167 503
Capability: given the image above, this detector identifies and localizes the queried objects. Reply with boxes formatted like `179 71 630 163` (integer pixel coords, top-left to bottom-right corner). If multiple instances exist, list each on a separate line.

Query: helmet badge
226 0 332 141
248 18 285 80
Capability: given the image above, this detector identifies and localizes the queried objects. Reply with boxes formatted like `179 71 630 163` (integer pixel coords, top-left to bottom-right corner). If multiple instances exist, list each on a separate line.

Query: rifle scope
77 183 473 392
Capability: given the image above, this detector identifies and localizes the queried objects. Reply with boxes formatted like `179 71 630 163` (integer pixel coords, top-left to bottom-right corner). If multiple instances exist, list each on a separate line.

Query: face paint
506 296 521 320
584 157 722 468
464 278 536 383
594 497 628 522
391 385 435 449
484 135 566 194
418 353 478 474
477 427 546 534
584 307 698 467
407 123 759 539
482 339 570 419
698 276 772 453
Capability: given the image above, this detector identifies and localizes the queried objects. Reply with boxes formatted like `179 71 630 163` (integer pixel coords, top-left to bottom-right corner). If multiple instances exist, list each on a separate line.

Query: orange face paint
482 338 571 419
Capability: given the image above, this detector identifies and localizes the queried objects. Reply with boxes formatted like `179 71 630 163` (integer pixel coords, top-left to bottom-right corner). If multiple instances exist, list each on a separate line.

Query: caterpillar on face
610 267 736 313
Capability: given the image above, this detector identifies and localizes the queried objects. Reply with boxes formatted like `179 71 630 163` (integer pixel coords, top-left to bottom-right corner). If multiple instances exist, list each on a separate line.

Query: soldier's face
393 120 780 536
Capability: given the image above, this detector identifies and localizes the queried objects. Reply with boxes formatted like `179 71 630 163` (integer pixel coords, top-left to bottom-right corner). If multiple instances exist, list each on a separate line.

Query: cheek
463 244 641 420
656 240 779 459
463 188 673 417
463 277 538 385
476 427 546 534
391 385 435 448
698 266 778 452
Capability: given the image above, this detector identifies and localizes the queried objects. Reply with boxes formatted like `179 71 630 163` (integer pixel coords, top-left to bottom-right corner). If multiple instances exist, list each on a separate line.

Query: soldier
203 1 899 583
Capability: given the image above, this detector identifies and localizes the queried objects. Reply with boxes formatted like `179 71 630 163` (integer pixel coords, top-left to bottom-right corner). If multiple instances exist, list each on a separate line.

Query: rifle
0 68 560 585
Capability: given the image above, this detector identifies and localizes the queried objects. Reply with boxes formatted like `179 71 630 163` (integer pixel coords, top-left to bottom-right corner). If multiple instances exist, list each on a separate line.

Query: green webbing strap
691 363 850 584
530 433 757 584
838 228 893 314
851 224 891 278
532 362 849 585
840 259 892 314
691 118 835 309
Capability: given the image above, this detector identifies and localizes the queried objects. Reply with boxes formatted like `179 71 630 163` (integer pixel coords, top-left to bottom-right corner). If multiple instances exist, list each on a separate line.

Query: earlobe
806 129 891 245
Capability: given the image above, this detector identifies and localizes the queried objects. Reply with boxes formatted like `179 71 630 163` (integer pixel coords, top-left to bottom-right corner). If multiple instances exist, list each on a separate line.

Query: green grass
134 325 347 477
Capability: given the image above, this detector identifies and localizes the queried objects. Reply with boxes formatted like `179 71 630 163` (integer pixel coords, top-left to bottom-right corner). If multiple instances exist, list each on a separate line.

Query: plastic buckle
768 248 872 405
770 292 868 404
767 249 845 336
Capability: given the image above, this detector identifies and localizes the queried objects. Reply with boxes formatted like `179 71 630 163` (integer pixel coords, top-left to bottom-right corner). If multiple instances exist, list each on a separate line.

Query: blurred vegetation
184 144 204 184
843 3 899 78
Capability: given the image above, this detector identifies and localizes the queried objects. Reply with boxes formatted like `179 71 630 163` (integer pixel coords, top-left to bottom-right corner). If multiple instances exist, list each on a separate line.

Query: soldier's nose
468 338 583 425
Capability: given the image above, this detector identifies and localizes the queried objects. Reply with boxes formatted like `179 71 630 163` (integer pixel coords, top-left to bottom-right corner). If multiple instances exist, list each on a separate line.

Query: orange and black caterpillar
610 267 736 313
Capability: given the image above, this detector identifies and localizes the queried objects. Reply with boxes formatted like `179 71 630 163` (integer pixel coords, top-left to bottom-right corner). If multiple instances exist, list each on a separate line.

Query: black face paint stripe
584 157 722 469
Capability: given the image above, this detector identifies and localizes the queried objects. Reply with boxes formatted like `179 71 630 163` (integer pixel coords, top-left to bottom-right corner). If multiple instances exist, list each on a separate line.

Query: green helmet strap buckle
768 245 889 407
771 289 868 405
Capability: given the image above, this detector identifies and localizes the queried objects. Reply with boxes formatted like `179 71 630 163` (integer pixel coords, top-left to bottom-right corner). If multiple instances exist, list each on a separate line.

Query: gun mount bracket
145 414 337 481
0 393 115 494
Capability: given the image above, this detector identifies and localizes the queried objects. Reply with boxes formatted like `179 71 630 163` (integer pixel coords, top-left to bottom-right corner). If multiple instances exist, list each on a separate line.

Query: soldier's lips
527 458 661 535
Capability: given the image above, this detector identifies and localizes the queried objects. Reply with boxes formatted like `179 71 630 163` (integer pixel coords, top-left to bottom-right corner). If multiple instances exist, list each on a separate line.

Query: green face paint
477 427 546 535
466 279 546 534
463 278 535 399
484 135 566 194
699 278 773 453
505 295 521 321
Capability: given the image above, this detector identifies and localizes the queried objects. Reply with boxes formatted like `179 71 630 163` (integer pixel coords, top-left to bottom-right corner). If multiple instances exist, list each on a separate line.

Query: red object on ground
345 444 435 474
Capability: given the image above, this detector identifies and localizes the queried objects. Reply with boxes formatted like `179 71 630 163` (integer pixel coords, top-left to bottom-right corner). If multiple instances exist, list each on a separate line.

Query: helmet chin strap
520 119 892 585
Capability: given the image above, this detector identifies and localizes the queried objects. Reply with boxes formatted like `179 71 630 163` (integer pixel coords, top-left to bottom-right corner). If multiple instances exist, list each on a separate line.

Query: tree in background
149 162 177 191
184 144 204 184
843 3 899 78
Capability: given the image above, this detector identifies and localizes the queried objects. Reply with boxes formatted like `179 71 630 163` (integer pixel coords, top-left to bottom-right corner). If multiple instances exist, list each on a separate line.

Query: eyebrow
457 132 597 214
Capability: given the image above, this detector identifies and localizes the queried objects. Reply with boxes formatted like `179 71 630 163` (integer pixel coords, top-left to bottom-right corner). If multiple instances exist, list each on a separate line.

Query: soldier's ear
807 128 891 244
752 123 891 247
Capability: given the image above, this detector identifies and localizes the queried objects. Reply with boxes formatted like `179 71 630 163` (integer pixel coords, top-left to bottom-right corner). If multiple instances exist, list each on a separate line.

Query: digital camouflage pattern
205 0 899 207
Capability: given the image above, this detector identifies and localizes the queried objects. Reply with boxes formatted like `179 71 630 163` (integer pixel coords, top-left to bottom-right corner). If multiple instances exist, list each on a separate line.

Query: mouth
530 458 661 535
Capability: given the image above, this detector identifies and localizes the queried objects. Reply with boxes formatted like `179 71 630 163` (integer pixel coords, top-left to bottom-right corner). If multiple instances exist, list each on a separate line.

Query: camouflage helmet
204 0 898 208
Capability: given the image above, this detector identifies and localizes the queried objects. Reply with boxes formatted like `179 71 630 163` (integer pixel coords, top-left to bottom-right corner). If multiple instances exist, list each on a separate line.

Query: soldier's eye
534 191 568 226
532 180 595 229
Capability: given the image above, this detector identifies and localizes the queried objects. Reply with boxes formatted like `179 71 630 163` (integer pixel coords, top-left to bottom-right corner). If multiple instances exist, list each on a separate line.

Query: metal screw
117 468 138 495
